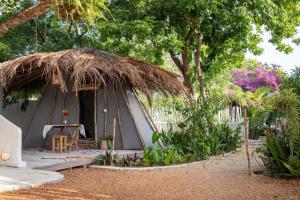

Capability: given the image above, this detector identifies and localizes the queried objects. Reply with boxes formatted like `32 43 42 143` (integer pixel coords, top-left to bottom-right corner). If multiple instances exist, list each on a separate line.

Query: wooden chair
66 130 79 151
52 134 67 152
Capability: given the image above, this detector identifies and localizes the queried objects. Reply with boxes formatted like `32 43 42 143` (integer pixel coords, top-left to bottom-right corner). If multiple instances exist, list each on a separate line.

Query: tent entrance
79 90 95 139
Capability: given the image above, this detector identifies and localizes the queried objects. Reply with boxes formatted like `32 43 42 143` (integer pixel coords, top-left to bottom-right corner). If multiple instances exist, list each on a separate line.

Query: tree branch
0 0 54 35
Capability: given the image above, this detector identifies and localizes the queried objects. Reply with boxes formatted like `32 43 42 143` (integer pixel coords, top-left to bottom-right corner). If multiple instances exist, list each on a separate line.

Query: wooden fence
148 107 183 132
148 106 245 136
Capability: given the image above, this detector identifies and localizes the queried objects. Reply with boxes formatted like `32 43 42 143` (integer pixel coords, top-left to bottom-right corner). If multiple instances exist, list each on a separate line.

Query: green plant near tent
141 121 242 166
253 89 300 178
255 134 300 178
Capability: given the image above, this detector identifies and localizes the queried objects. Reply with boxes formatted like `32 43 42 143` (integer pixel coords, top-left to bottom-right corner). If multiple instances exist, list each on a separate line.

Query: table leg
52 136 55 152
75 129 78 151
60 136 63 152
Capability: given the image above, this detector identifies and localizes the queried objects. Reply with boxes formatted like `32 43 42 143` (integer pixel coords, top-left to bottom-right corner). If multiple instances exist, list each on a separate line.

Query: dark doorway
79 90 95 139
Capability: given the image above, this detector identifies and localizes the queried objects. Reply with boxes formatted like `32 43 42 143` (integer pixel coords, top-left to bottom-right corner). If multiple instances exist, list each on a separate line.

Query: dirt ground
1 149 300 200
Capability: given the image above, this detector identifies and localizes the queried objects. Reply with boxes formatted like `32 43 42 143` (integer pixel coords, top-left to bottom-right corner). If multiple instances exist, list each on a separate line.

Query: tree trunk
169 23 196 96
169 50 194 96
243 106 252 176
0 0 54 35
194 32 207 103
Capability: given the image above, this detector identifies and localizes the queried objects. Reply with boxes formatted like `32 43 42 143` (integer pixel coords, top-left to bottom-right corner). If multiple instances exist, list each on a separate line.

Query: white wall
0 115 26 167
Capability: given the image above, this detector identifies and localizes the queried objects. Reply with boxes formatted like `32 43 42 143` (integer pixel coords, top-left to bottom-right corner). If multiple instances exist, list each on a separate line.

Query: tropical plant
120 153 140 167
252 88 300 178
142 144 183 166
255 134 300 178
94 151 119 166
141 118 242 166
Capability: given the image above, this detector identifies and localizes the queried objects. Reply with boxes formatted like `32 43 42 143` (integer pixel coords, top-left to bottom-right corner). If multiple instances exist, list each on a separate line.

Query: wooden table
50 124 82 151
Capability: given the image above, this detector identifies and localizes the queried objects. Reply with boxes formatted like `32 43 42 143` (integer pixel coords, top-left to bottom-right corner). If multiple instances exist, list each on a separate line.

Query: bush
141 123 242 166
142 145 184 166
255 134 300 178
253 89 300 178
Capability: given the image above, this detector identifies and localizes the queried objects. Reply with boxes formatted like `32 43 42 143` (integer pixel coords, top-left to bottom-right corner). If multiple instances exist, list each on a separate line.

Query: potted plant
99 136 113 150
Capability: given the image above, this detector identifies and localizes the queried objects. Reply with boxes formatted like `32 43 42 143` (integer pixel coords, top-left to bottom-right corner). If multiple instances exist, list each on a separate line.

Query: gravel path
1 149 299 200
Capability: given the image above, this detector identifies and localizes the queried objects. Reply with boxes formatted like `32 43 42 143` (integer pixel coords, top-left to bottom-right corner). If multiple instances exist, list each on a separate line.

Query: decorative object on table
99 135 113 150
62 110 69 125
0 152 9 161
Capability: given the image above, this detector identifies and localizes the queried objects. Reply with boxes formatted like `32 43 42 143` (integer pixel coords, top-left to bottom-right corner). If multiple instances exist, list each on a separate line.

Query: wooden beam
94 89 98 147
113 82 125 149
47 86 58 124
22 85 48 141
103 84 109 137
120 86 146 148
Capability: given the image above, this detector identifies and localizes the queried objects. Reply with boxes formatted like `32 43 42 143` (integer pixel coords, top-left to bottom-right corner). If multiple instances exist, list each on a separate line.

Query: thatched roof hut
0 48 184 150
0 48 183 97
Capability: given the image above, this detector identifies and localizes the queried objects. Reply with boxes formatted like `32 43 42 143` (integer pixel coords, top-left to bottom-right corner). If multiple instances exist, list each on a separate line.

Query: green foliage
94 151 118 166
252 88 300 178
90 0 300 85
141 110 242 166
255 134 300 178
120 153 139 167
142 144 183 166
253 89 300 137
283 66 300 96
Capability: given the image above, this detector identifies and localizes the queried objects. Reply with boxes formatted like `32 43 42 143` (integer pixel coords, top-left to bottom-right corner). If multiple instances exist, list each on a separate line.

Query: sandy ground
1 149 300 200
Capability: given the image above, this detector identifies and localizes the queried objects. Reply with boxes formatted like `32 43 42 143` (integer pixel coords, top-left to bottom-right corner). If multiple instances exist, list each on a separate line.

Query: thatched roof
0 48 184 97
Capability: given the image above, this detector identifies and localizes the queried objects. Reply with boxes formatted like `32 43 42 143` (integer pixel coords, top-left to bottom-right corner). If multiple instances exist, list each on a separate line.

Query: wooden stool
52 135 67 152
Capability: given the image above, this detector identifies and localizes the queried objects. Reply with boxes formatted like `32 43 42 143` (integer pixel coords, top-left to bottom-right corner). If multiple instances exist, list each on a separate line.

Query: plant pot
100 140 108 150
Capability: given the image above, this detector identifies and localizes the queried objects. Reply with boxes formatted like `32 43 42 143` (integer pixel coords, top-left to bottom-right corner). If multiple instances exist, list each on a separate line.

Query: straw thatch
0 48 184 97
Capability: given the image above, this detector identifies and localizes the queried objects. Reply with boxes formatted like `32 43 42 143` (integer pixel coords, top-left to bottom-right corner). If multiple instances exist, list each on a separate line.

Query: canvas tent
0 48 183 150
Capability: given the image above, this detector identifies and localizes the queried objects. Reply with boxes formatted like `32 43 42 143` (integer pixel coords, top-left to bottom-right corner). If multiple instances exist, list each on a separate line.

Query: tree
0 0 109 35
230 62 283 175
92 0 300 101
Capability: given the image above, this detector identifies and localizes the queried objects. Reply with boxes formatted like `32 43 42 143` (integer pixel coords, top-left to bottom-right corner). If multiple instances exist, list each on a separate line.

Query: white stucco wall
0 115 26 167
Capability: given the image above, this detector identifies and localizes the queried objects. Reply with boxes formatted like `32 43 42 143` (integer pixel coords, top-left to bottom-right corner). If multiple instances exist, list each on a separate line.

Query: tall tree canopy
91 0 300 99
1 0 300 102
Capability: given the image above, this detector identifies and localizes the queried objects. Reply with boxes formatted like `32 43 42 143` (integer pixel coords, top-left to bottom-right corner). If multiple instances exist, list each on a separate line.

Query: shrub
255 134 300 178
141 123 242 166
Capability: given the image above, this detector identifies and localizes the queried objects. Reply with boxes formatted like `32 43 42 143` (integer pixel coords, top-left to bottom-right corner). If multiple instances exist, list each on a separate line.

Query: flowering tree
230 63 283 176
232 65 282 93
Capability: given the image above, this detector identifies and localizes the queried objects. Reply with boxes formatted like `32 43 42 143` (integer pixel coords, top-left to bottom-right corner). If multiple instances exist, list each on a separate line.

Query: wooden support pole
113 83 125 149
111 118 116 166
120 87 146 148
76 91 79 124
103 85 109 137
47 86 58 124
243 106 252 176
23 85 47 140
94 89 98 147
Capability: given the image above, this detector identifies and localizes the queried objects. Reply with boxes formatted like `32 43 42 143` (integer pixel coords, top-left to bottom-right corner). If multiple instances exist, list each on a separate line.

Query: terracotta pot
0 152 9 161
100 140 108 150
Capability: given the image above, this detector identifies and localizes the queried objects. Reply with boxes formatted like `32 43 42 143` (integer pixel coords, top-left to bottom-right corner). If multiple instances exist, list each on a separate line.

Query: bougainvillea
232 65 282 92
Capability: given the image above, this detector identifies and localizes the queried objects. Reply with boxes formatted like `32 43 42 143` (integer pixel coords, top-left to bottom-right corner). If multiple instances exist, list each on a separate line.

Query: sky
246 29 300 74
